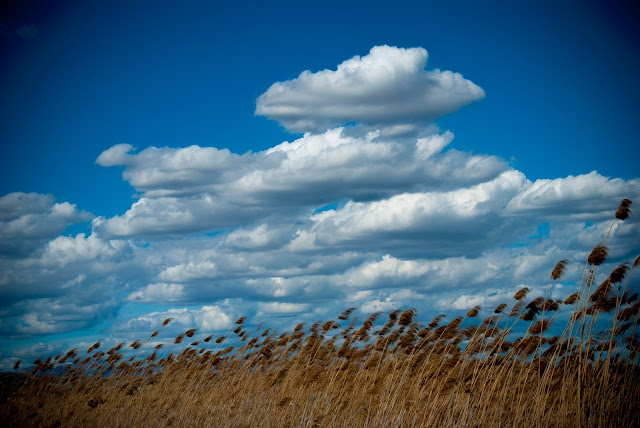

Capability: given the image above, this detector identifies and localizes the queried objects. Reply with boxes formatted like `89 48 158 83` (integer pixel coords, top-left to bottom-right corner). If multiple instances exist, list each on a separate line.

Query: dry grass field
1 199 639 427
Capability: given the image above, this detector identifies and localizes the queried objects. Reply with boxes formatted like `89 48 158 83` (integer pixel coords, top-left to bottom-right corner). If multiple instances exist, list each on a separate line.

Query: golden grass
1 199 639 427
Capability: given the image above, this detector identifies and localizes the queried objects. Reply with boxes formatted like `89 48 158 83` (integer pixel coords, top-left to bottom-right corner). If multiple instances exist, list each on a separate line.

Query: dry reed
1 199 639 428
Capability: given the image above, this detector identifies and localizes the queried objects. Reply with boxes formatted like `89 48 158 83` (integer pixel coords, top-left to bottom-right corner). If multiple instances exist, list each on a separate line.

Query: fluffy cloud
300 169 528 257
507 172 640 219
95 144 245 196
121 306 233 335
360 289 425 313
126 283 185 303
6 298 118 336
93 129 509 238
255 45 485 132
225 224 294 250
0 231 133 339
91 196 256 237
42 233 126 267
0 192 93 256
159 260 218 282
257 302 310 314
0 192 54 221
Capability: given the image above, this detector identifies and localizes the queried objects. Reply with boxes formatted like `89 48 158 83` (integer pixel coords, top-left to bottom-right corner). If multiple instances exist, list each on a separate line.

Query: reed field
1 199 639 427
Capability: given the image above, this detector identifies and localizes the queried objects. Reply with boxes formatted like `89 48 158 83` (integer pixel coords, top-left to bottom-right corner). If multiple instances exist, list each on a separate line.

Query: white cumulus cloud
256 45 485 132
126 283 185 303
257 302 310 314
0 192 93 255
507 171 640 219
93 128 508 238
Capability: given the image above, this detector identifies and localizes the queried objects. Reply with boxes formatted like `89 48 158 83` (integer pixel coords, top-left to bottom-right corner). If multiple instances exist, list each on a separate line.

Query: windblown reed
1 199 638 427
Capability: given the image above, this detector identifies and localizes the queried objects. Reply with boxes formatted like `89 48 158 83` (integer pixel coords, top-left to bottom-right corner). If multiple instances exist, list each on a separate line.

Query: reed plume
588 244 608 266
551 259 568 280
466 305 480 318
3 198 639 428
615 198 632 220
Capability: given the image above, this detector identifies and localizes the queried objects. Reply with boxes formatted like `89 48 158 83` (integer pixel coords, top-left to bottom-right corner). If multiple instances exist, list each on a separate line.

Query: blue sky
1 0 639 366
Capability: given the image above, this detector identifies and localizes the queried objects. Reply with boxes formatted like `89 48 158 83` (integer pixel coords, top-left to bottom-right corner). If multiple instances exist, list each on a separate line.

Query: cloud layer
1 46 639 367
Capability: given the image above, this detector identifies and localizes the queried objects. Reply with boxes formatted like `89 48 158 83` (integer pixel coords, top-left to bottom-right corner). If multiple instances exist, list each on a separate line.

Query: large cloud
507 171 640 220
297 169 528 257
255 45 485 132
0 192 93 256
115 305 234 336
93 129 508 237
0 230 134 338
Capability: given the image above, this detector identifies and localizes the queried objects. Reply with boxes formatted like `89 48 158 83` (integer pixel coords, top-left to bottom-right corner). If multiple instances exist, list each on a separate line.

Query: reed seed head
528 320 552 335
588 244 608 266
564 292 579 305
399 308 417 326
87 342 100 353
322 321 336 332
513 287 529 301
387 309 401 323
466 305 480 318
615 198 632 220
428 314 446 329
494 303 508 314
338 307 356 320
589 278 612 303
509 301 525 317
610 263 630 284
363 312 381 329
551 259 569 280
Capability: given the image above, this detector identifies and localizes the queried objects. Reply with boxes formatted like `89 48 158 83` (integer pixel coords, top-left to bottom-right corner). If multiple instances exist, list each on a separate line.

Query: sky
1 0 639 367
